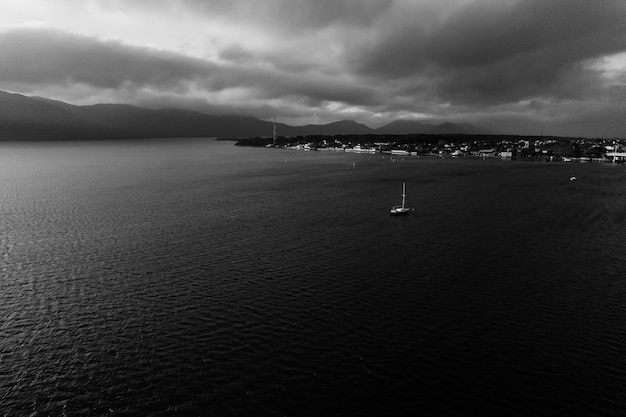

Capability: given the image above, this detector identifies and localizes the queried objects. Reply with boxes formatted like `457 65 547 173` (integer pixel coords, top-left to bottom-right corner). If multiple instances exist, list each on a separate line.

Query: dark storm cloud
0 27 377 107
428 51 608 106
127 0 393 32
3 0 626 135
427 0 625 67
199 63 379 107
351 0 626 104
133 91 320 121
215 43 379 104
0 28 213 89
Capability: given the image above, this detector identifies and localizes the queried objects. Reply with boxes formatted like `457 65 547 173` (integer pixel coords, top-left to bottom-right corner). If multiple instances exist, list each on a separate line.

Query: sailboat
390 182 412 216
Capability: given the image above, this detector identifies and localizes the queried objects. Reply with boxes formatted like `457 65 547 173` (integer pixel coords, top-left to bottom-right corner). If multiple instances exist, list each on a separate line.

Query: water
1 138 626 416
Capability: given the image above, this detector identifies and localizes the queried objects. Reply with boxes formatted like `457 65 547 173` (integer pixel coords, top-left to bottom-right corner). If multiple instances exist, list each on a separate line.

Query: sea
1 138 625 416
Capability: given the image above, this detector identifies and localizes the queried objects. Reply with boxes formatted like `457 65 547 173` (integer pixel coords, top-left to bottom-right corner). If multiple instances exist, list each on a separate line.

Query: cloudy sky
1 0 626 136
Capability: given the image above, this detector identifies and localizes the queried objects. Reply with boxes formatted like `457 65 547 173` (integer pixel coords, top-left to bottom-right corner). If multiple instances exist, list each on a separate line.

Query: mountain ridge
0 91 488 140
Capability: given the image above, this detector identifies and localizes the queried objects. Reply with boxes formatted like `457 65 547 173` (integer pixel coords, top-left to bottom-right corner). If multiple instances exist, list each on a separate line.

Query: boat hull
390 208 411 216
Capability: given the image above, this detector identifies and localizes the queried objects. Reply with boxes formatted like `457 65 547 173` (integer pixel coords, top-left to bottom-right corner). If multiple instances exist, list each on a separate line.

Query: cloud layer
1 0 626 136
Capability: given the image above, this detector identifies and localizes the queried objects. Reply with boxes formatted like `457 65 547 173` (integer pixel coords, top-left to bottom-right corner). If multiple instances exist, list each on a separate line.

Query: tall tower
272 115 277 145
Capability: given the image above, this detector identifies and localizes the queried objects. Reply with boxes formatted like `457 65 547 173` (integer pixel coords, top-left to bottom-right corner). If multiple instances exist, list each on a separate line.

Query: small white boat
569 176 577 181
390 182 412 216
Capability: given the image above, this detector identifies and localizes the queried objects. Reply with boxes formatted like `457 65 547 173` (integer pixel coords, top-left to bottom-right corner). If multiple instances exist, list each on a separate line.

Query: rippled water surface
2 139 626 416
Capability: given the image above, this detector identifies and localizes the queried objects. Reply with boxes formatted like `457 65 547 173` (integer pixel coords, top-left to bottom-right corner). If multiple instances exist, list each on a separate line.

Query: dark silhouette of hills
375 119 487 135
374 120 431 134
279 120 373 136
425 122 486 135
0 91 108 140
0 90 487 140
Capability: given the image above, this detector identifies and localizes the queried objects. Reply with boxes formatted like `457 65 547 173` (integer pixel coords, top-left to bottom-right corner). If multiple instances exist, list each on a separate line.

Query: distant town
230 134 626 162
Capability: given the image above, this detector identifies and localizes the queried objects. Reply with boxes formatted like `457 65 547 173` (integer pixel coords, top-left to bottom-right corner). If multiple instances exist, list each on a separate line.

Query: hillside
0 91 109 140
0 91 487 140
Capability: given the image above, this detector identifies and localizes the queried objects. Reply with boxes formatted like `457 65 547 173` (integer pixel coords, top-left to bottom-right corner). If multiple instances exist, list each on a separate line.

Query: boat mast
272 115 277 145
402 182 406 209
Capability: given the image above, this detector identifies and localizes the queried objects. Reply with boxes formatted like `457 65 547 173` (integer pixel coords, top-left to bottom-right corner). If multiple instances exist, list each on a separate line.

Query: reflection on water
1 139 626 416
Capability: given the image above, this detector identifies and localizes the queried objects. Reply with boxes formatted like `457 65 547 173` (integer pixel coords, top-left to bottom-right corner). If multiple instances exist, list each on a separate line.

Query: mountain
0 91 488 140
375 119 487 135
280 120 373 136
375 120 432 134
2 91 277 140
64 104 274 138
0 91 109 140
425 122 487 135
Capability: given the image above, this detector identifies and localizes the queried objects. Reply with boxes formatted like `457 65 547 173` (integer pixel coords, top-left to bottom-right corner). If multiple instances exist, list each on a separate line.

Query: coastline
230 134 624 163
